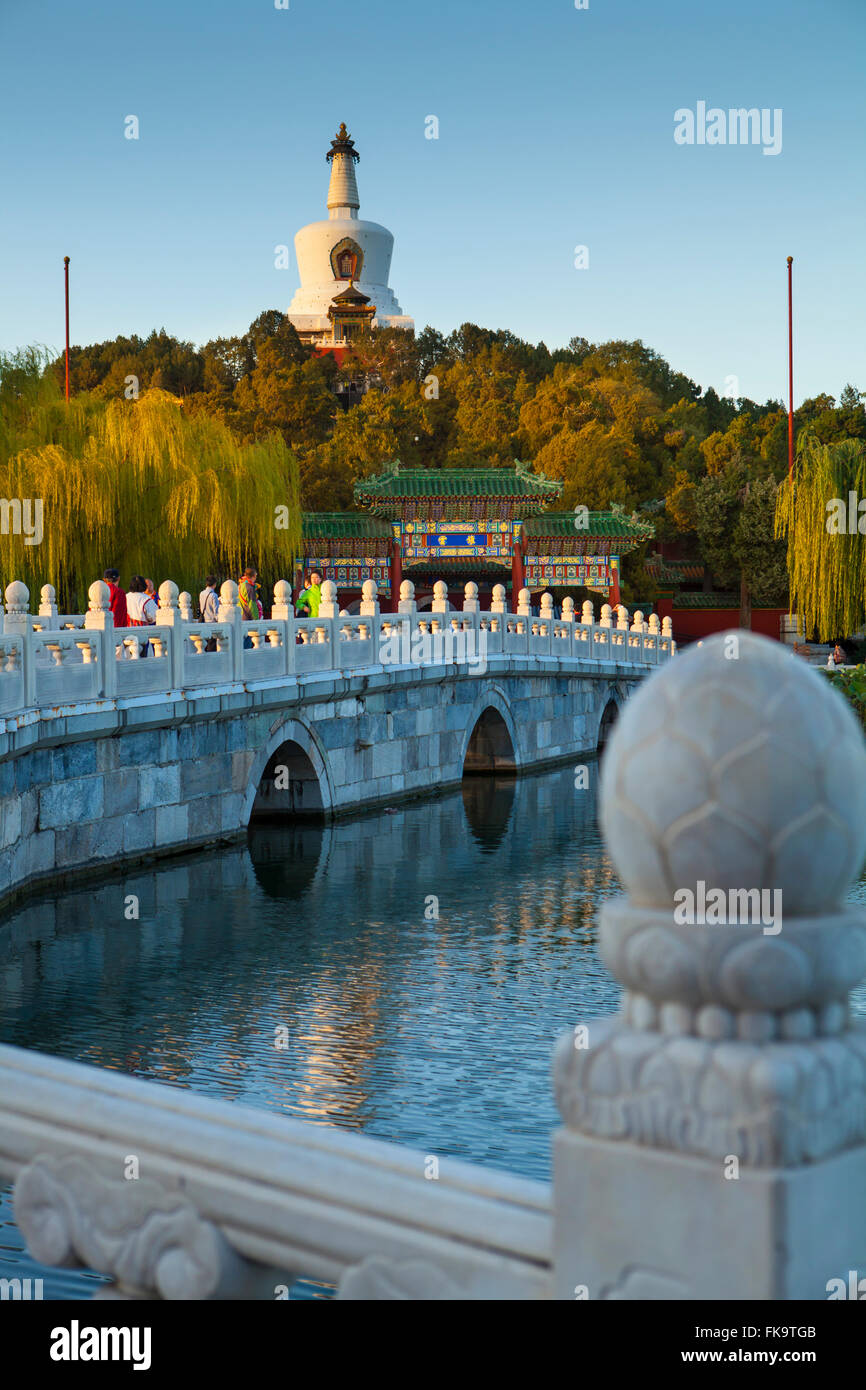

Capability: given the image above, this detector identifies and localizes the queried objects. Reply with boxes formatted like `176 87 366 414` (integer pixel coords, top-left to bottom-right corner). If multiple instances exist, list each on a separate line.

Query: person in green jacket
296 572 322 618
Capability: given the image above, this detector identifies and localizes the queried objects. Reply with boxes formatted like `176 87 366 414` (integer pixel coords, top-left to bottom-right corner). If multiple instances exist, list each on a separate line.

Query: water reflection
4 759 863 1297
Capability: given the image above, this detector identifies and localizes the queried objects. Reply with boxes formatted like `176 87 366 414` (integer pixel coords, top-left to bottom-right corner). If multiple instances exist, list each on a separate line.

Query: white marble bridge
2 587 865 1301
0 576 672 909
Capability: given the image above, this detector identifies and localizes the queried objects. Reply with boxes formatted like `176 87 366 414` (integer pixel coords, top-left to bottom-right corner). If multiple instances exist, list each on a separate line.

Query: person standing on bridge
238 569 263 651
102 568 127 628
296 572 323 619
199 575 220 652
126 575 157 656
199 576 219 624
237 568 262 621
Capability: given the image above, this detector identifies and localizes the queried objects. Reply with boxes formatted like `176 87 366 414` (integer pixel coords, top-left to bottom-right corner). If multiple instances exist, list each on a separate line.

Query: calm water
2 763 864 1297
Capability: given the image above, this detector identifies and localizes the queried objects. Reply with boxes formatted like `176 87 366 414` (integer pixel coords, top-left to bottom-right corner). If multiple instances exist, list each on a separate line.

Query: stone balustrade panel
478 614 504 656
0 581 672 723
294 615 337 673
504 617 529 655
31 631 102 706
239 619 291 682
179 624 236 688
0 637 25 715
113 625 174 697
340 615 380 668
0 1042 552 1300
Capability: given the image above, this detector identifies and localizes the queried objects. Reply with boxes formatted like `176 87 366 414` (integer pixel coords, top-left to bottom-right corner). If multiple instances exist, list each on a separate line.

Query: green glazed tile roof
674 592 786 610
302 512 392 540
673 592 739 608
646 553 705 583
523 512 655 540
354 461 563 503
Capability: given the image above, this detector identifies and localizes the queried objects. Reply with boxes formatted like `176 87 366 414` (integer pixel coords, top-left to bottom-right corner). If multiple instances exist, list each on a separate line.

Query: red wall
655 597 786 643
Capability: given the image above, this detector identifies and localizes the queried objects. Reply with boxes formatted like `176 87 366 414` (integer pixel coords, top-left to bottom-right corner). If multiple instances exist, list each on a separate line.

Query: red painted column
390 540 402 614
609 555 621 608
511 541 525 613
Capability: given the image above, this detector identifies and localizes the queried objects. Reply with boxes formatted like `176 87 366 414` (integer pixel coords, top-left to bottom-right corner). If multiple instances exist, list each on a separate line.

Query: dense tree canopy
775 435 866 641
3 349 300 610
38 314 866 625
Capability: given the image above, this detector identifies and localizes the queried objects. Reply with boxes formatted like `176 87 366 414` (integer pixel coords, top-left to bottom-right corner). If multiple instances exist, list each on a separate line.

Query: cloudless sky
1 0 863 405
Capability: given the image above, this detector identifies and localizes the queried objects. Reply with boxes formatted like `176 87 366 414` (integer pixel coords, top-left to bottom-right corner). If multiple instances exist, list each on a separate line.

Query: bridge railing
1 633 862 1301
0 578 675 720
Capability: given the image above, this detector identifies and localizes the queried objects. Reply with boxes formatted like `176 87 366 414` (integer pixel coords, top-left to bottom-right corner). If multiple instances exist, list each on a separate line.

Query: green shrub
822 664 866 732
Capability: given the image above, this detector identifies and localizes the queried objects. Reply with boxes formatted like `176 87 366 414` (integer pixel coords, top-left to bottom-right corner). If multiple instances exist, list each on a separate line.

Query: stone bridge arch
460 685 522 775
243 717 334 825
593 682 626 753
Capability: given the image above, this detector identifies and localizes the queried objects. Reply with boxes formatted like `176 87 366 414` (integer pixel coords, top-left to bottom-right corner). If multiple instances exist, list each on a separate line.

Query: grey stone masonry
0 657 643 909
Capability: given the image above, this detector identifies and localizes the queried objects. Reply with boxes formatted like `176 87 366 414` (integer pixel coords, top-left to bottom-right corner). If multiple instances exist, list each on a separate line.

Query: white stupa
287 123 414 348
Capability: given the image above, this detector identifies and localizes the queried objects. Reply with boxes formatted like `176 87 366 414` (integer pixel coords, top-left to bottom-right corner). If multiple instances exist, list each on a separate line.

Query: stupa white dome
287 123 413 344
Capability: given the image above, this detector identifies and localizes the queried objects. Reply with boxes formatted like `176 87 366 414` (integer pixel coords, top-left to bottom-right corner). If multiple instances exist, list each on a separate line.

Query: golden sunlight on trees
775 436 866 641
0 351 300 609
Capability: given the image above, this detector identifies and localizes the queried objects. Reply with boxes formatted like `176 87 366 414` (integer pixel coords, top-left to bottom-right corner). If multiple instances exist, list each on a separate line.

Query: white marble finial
398 579 416 616
360 579 379 617
158 580 179 611
463 581 479 614
218 579 239 624
87 581 109 613
431 580 449 614
319 579 338 618
556 631 866 1175
490 584 507 615
601 632 866 916
272 580 292 621
4 580 30 614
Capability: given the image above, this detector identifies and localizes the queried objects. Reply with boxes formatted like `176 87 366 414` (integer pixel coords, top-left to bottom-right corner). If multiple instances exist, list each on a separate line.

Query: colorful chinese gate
298 463 653 611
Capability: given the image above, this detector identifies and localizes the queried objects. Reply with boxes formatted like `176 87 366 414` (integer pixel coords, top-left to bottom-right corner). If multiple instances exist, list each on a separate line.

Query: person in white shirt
126 575 157 625
126 575 157 655
199 576 219 623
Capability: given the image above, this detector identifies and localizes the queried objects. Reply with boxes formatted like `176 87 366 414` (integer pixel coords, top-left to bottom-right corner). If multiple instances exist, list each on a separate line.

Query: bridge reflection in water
0 761 619 1295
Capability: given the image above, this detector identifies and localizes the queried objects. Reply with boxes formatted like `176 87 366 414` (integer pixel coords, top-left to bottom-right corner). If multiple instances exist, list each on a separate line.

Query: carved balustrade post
3 582 34 702
216 580 243 680
38 583 59 629
271 581 295 675
359 580 381 662
490 583 507 616
463 581 480 615
82 581 116 699
316 580 339 670
154 580 184 687
552 632 866 1299
397 579 417 616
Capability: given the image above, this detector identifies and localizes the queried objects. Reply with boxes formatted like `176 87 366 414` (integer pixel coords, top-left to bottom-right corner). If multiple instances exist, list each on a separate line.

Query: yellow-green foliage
775 434 866 641
0 350 300 610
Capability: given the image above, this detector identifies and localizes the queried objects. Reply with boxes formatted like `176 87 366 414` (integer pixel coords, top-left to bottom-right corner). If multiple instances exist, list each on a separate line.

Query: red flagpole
787 256 794 482
64 256 71 402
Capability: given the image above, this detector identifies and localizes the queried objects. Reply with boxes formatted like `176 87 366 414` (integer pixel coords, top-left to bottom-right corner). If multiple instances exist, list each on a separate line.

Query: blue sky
1 0 863 405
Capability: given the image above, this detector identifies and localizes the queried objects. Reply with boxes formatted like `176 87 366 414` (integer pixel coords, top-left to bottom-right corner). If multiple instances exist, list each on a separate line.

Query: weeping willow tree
0 348 301 611
775 433 866 641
